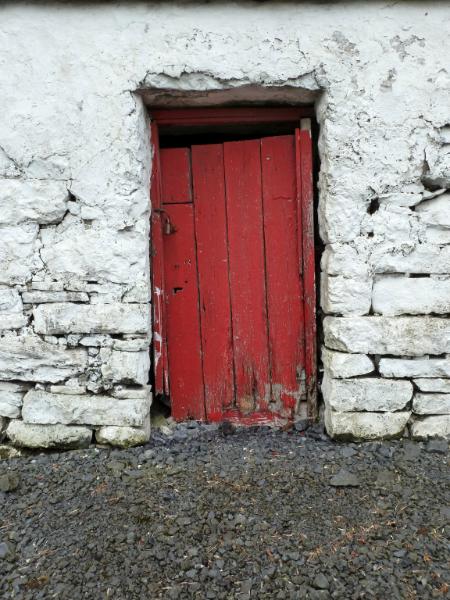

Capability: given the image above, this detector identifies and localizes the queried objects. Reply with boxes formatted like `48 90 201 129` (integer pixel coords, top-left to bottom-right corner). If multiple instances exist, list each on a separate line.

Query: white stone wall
0 1 449 446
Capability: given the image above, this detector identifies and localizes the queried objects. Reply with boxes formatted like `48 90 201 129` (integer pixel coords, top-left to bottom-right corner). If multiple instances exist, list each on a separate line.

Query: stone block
322 374 412 412
6 420 92 449
379 358 450 378
100 349 150 385
413 379 450 393
0 335 87 382
79 335 113 347
373 276 450 315
33 302 150 335
424 226 450 244
324 317 450 356
31 280 65 291
325 408 410 441
111 385 152 399
413 393 450 415
22 390 151 427
0 224 41 285
320 274 372 316
410 416 450 440
49 384 87 395
22 291 89 304
95 415 150 448
112 338 150 351
372 243 450 274
321 243 370 278
40 222 148 285
0 390 24 418
0 179 68 225
322 348 374 378
416 193 450 228
0 289 27 330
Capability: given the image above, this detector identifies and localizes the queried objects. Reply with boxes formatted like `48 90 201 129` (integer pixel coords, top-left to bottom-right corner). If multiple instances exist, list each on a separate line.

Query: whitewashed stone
322 374 412 412
0 382 28 392
413 378 450 393
373 276 450 315
324 317 450 356
22 390 150 427
0 289 27 330
424 227 450 244
416 193 450 228
378 192 422 207
379 358 450 378
0 224 41 285
79 335 113 347
321 243 370 278
40 223 148 285
0 391 24 418
95 415 150 447
413 393 450 415
320 274 372 316
31 280 65 291
112 338 150 351
373 243 450 274
361 205 422 244
49 385 87 395
111 385 151 399
100 349 150 385
0 179 68 225
0 335 87 382
325 408 410 440
22 291 89 304
322 348 373 378
6 420 92 449
33 303 150 335
123 282 151 303
411 416 450 440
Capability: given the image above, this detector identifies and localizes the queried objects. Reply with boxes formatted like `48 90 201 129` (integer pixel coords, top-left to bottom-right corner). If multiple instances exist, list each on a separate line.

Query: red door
152 124 315 425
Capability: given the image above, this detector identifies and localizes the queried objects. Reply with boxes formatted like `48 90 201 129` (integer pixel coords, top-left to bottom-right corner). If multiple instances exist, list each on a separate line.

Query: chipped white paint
0 1 449 445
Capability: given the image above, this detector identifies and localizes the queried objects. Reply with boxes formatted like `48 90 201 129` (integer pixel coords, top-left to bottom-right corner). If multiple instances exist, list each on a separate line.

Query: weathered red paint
161 155 205 421
224 139 271 415
150 108 317 424
261 135 305 415
192 144 234 418
152 107 314 128
160 148 192 204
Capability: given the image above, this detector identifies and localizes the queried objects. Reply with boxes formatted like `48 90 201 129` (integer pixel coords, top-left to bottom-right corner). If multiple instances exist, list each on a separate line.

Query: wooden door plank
224 139 270 414
150 122 169 395
192 144 234 420
163 204 205 420
160 148 192 204
297 121 317 419
261 135 305 416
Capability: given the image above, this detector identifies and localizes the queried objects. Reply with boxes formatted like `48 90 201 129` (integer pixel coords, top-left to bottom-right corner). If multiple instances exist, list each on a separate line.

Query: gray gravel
0 424 449 599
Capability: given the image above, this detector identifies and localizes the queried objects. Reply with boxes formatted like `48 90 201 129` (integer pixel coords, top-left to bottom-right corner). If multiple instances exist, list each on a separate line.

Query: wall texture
0 1 449 447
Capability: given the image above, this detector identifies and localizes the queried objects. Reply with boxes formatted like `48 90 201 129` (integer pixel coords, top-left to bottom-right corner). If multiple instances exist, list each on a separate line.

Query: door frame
149 107 317 420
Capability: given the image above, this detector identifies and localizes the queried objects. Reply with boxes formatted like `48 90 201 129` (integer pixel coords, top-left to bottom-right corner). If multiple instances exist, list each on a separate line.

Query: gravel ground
0 423 449 599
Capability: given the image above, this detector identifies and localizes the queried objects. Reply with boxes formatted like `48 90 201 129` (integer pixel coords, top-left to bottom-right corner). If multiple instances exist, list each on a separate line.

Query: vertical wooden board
261 135 305 416
163 204 205 420
160 148 192 204
224 139 270 414
192 144 234 420
297 122 317 418
150 123 168 395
